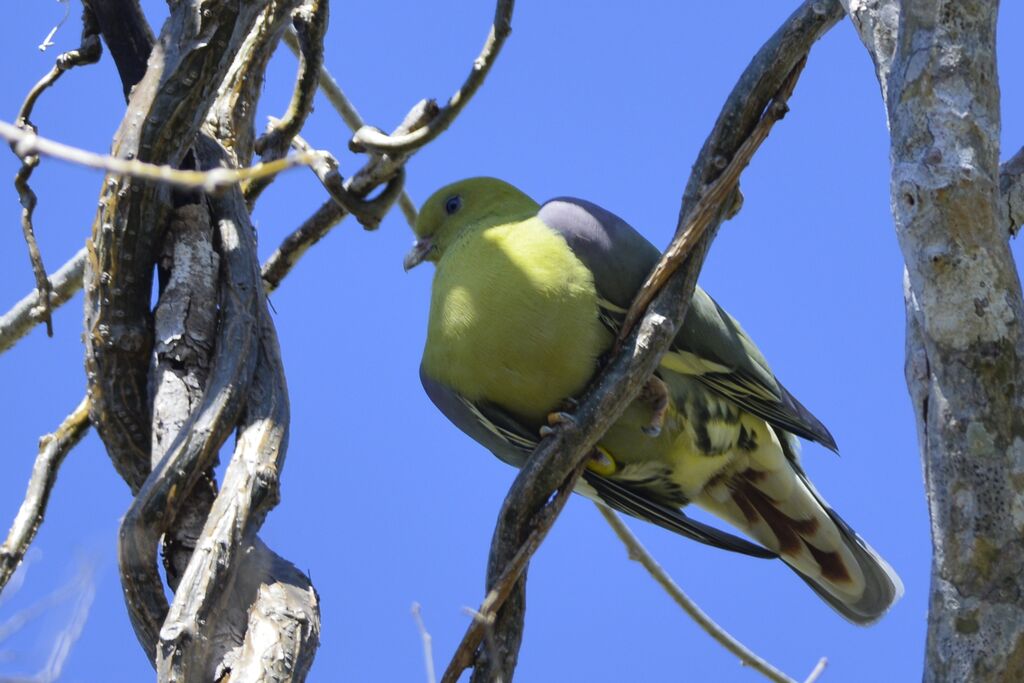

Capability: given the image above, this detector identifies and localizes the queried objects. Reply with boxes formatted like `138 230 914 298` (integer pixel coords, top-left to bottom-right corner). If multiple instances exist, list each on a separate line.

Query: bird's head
404 177 539 271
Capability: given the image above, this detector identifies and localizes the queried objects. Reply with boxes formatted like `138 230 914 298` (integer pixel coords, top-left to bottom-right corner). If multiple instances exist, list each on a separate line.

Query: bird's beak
403 238 435 271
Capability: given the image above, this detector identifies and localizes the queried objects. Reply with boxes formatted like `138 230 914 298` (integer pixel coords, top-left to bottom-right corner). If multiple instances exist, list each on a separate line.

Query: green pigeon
406 177 901 624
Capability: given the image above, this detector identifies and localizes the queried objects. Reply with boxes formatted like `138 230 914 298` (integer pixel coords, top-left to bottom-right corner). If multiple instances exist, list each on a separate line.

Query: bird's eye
444 195 462 215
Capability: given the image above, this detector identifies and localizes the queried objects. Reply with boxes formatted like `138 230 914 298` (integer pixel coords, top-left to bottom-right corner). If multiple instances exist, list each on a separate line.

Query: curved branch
281 30 418 226
10 8 101 338
246 0 328 205
349 0 513 155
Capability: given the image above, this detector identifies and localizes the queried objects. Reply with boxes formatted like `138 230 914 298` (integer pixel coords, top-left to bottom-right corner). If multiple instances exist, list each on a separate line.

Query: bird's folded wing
420 365 776 558
538 197 837 451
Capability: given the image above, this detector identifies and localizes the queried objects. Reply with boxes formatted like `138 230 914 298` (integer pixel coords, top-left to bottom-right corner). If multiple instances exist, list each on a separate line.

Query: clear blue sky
2 2 1023 681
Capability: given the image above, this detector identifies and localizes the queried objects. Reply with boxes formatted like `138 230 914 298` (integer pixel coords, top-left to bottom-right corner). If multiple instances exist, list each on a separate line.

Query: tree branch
349 0 514 155
0 248 86 355
10 8 101 338
596 504 825 683
0 398 90 593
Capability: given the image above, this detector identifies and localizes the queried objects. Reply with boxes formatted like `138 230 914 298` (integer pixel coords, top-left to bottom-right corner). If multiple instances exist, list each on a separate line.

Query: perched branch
0 398 90 593
596 504 825 683
455 3 845 681
349 0 514 155
440 461 585 683
616 58 805 344
11 8 101 337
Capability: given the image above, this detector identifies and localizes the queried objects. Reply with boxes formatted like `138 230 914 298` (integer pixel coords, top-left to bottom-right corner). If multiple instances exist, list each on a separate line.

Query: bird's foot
639 375 669 437
539 410 577 439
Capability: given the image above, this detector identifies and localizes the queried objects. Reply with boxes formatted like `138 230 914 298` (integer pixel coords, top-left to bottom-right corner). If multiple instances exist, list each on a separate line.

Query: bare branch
412 604 437 683
246 0 329 205
1 121 315 193
290 130 405 229
349 0 514 155
440 461 584 683
0 399 90 593
281 30 418 226
0 249 85 355
458 3 845 680
261 99 437 290
616 58 805 344
11 7 101 337
596 504 809 683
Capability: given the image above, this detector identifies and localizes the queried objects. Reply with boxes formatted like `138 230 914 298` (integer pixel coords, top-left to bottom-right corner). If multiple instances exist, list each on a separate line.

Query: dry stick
454 3 846 680
289 129 406 229
11 8 102 337
0 398 90 592
260 98 438 289
617 61 804 346
412 603 437 683
349 0 514 155
596 504 827 683
440 462 585 683
282 30 418 226
1 120 315 194
245 0 328 206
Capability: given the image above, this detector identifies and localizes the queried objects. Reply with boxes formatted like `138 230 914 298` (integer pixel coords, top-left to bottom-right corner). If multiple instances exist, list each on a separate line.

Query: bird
406 177 902 624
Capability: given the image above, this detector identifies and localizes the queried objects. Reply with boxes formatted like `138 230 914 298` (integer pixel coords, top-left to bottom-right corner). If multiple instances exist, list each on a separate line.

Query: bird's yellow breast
423 217 611 423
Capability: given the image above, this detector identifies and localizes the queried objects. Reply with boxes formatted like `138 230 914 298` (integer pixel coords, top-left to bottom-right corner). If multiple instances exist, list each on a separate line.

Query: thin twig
290 129 406 229
11 7 101 337
412 603 437 683
260 99 437 289
1 120 315 193
0 398 90 593
616 58 806 345
462 608 503 683
597 504 810 683
282 30 419 226
803 657 829 683
246 0 328 205
439 461 585 683
349 0 514 156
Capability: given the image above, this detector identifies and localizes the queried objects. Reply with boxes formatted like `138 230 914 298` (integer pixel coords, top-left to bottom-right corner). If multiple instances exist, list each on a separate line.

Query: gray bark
844 1 1024 680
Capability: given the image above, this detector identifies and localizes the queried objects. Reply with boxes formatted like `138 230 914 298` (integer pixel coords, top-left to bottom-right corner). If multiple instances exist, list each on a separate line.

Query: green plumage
410 177 901 624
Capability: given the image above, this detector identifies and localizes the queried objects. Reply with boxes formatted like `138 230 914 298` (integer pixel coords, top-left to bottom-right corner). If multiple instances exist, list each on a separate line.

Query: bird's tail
697 428 902 624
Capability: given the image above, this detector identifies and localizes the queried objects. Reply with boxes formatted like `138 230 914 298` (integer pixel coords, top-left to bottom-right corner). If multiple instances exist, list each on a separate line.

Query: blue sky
2 2 1023 681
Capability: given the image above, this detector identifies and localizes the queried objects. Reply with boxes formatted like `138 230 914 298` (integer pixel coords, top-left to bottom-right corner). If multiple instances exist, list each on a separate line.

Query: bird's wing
420 364 776 559
537 198 837 451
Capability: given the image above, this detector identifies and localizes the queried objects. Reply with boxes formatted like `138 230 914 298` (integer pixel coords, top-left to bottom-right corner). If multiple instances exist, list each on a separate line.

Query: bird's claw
639 375 669 437
546 411 576 427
